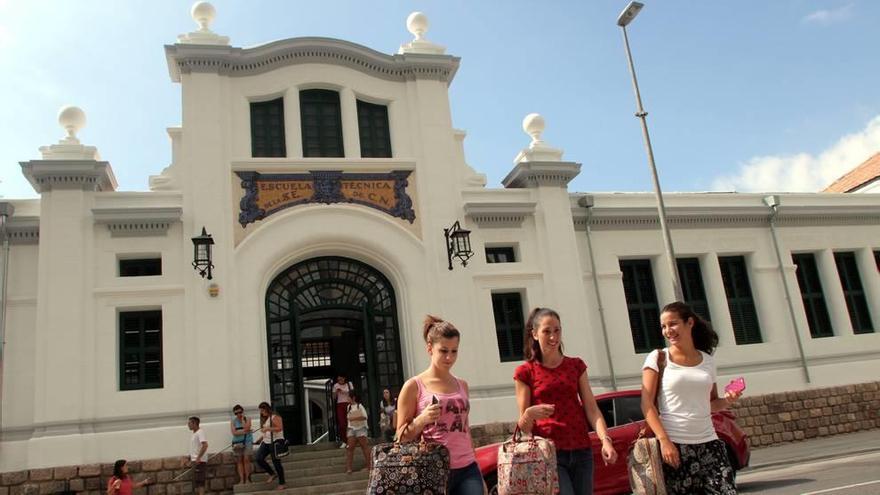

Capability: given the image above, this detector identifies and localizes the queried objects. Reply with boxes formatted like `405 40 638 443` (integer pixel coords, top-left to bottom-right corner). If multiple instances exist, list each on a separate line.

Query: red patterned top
514 357 591 451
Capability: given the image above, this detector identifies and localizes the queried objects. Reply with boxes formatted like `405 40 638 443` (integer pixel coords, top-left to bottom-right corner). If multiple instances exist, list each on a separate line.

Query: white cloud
711 115 880 192
802 4 854 25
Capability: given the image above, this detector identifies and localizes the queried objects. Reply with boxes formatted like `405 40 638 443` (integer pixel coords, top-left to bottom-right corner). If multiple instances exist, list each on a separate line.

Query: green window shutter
119 310 163 390
491 292 525 362
300 90 344 158
486 246 516 264
250 98 286 158
620 259 662 353
676 257 711 323
357 100 392 158
718 256 762 344
834 252 874 334
792 253 833 338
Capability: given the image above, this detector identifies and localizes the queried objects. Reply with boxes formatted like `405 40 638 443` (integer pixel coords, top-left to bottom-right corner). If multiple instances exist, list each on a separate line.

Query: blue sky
1 1 878 199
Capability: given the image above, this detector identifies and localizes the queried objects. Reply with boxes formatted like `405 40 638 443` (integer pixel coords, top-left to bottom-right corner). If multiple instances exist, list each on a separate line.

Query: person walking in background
187 417 208 495
345 391 372 474
332 373 354 446
106 459 152 495
379 388 397 442
230 404 254 485
641 302 742 495
254 402 286 490
514 307 617 495
396 316 484 495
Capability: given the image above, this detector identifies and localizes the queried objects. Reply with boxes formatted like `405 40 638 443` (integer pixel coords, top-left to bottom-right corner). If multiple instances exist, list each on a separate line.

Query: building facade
1 5 879 472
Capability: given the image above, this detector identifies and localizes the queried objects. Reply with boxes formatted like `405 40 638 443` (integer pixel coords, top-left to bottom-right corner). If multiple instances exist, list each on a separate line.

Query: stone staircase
234 442 370 495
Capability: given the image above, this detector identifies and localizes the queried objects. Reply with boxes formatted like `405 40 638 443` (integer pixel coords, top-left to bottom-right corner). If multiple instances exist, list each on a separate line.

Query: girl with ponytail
395 315 484 495
514 307 617 495
640 301 742 494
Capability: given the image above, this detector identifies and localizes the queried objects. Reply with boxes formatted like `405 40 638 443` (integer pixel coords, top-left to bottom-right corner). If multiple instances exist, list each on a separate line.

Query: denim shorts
348 426 368 438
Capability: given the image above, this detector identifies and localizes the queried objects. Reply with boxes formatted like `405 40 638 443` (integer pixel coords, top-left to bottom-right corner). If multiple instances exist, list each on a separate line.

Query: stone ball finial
523 113 545 145
58 105 86 142
191 1 216 31
407 12 429 40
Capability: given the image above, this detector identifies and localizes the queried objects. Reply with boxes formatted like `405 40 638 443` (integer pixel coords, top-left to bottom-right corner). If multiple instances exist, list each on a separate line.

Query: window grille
119 258 161 277
486 247 516 264
718 256 763 344
357 100 392 158
834 252 874 334
491 292 525 362
792 253 833 338
119 310 163 390
620 259 663 353
300 90 344 157
676 257 711 322
250 98 286 157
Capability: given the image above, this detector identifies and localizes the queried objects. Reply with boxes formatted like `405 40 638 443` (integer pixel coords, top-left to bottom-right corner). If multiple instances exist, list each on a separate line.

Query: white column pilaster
856 248 880 330
816 249 851 336
285 87 303 158
702 253 735 347
340 87 360 158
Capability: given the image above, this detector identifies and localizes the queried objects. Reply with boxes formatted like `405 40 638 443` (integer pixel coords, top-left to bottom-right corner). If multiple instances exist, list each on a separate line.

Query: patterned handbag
628 349 667 495
496 427 558 495
366 422 450 495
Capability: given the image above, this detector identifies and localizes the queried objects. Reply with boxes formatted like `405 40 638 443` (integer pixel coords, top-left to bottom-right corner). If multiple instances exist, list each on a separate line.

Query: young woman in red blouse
514 307 617 495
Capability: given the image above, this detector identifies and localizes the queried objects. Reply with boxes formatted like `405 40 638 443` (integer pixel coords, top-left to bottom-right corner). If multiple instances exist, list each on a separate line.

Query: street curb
741 446 880 473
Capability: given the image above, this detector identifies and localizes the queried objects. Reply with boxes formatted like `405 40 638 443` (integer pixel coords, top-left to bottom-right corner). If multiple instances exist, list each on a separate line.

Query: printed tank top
415 376 476 469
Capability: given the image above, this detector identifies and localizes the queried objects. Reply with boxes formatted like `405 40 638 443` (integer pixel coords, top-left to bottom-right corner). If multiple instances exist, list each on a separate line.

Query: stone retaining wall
2 381 878 494
0 454 240 495
470 380 880 449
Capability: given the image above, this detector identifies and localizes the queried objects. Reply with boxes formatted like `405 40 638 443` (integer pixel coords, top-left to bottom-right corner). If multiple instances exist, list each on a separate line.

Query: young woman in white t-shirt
641 302 743 495
344 392 372 474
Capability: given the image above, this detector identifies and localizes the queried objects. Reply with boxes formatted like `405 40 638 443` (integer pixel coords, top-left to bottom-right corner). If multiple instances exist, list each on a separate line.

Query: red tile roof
824 152 880 192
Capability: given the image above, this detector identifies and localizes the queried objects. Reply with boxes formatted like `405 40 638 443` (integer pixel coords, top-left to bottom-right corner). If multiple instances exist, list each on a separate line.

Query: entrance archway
265 256 404 444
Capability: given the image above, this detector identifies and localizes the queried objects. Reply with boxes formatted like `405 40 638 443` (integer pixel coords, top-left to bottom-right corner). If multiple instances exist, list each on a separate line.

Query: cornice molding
572 208 880 231
19 160 117 193
92 207 183 237
463 201 536 228
502 161 581 189
165 37 460 84
6 217 39 245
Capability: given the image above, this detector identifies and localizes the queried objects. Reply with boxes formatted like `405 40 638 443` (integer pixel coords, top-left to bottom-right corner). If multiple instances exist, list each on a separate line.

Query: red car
475 389 750 495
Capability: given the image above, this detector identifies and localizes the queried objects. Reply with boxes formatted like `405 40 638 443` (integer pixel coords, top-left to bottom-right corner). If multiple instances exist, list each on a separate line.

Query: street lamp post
617 1 683 303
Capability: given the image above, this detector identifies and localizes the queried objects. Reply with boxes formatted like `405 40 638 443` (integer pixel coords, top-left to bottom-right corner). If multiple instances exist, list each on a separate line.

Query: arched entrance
265 256 404 444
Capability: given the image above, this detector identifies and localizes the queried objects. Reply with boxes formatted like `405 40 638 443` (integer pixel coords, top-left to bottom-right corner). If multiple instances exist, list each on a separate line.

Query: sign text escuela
235 171 416 227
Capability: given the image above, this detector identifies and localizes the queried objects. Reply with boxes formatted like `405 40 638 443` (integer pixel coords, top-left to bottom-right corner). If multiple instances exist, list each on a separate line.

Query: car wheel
484 472 498 495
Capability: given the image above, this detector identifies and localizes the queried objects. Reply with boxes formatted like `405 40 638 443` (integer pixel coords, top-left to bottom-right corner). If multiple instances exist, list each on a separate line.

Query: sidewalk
744 429 880 471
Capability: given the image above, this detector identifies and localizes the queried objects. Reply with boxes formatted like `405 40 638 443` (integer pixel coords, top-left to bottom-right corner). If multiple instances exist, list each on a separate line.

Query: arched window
300 89 344 157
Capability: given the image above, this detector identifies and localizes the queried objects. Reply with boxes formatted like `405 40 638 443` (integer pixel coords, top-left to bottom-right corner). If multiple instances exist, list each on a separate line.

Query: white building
1 5 879 471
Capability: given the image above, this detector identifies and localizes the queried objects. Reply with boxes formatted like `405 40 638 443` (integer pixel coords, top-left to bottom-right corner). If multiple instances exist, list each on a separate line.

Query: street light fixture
191 226 215 280
616 1 683 302
444 221 474 270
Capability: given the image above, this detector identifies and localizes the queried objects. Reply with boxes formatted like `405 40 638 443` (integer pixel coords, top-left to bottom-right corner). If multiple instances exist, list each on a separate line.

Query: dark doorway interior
265 257 404 444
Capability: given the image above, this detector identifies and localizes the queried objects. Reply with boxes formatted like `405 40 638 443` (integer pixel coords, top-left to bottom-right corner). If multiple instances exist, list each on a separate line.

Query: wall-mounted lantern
191 226 214 280
444 220 473 270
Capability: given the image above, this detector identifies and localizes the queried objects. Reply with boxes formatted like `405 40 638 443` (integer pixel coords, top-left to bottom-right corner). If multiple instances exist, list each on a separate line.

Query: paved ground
737 451 880 494
735 430 880 495
745 429 880 471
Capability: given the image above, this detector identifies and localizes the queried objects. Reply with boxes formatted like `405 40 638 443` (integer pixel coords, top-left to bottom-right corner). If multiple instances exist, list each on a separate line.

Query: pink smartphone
724 377 746 394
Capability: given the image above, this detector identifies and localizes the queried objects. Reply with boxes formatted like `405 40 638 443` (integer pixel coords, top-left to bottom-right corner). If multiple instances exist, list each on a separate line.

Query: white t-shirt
347 403 368 429
189 428 207 461
643 348 718 445
333 382 353 404
261 415 285 444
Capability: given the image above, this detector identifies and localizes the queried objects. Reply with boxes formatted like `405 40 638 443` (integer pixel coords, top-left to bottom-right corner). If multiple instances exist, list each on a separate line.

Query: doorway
264 256 404 444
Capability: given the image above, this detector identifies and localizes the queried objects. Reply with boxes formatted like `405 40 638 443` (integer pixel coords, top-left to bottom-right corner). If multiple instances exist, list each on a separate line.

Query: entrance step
238 441 374 495
243 479 368 495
